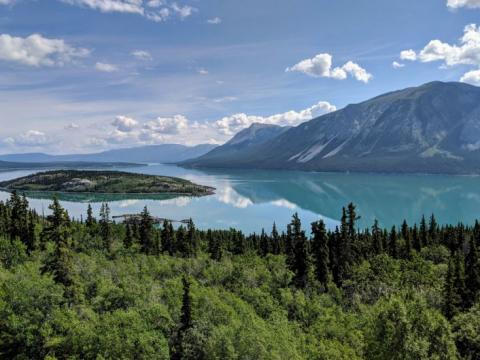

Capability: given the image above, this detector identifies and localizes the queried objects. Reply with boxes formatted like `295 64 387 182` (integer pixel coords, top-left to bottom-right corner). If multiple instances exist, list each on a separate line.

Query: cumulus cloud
447 0 480 8
131 50 152 60
207 17 221 24
460 69 480 84
399 24 480 83
112 115 138 131
400 49 417 61
144 115 189 134
90 99 336 148
0 33 89 67
213 101 337 136
95 62 118 72
4 130 54 147
197 68 208 75
392 61 405 69
61 0 195 22
286 53 372 83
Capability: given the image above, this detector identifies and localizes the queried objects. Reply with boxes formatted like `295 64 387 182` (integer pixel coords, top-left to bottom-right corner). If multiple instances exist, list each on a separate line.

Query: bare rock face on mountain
185 82 480 174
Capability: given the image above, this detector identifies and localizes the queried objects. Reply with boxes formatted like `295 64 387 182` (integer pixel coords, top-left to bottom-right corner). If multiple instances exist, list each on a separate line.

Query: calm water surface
1 164 479 233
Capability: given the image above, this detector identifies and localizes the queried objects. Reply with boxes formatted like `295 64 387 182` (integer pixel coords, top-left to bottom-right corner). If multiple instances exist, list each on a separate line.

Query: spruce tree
271 223 281 255
124 223 134 249
429 214 438 244
172 276 194 360
389 226 398 259
420 215 428 247
207 229 222 261
41 197 74 294
139 206 154 254
291 213 310 288
372 219 383 255
311 220 329 289
259 228 270 257
465 235 480 307
186 219 197 257
99 203 112 252
412 224 421 252
336 207 351 285
86 203 95 229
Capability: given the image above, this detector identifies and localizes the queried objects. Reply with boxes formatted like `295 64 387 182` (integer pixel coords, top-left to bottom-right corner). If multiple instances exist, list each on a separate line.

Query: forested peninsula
0 170 214 196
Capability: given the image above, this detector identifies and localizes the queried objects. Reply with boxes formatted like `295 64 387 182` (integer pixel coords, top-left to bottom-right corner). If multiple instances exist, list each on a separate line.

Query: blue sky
0 0 480 154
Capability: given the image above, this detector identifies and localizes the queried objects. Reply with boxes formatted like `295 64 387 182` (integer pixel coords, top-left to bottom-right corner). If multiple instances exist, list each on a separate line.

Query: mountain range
183 81 480 174
0 144 217 164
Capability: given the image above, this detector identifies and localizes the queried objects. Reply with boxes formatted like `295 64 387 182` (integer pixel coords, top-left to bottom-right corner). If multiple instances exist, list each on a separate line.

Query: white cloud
131 50 152 60
400 49 417 61
112 115 139 132
198 68 208 75
401 24 480 67
61 0 144 14
447 0 480 9
61 0 195 22
0 0 15 4
392 61 405 69
207 17 221 24
144 115 188 134
460 68 480 84
95 62 118 72
213 101 337 136
0 33 89 67
398 24 480 84
4 130 54 147
171 2 195 18
286 53 372 83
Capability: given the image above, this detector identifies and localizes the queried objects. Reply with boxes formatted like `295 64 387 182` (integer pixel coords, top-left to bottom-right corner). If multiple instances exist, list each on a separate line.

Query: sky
0 0 480 154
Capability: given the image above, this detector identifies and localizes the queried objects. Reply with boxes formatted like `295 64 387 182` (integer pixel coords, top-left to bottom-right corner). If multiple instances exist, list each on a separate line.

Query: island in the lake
0 170 215 196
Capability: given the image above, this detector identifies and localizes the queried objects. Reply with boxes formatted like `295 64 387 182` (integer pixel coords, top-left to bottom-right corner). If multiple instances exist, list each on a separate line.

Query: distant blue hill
0 144 217 164
184 81 480 174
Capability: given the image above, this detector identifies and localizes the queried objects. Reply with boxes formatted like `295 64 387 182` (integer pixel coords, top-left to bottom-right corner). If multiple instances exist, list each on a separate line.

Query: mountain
184 81 480 174
0 160 138 170
183 123 290 166
0 144 217 164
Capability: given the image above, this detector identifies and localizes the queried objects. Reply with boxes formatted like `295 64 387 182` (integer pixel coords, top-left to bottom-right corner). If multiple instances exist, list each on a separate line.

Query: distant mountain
0 144 217 164
184 82 480 174
183 123 290 166
0 160 137 170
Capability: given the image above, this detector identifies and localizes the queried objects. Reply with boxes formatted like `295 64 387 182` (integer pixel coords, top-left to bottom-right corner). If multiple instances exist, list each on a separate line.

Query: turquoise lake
1 164 479 234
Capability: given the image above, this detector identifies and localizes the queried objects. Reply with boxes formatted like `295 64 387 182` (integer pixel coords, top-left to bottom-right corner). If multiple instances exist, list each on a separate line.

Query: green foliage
0 194 478 359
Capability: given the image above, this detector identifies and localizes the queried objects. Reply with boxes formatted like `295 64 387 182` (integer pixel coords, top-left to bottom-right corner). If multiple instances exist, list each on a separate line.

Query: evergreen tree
139 206 154 254
271 222 281 255
311 220 329 289
259 229 270 257
429 214 438 244
232 229 246 255
41 197 74 294
186 219 197 257
99 203 112 252
389 226 398 259
336 207 351 285
285 224 295 270
465 235 480 307
444 252 466 319
172 276 193 360
124 223 134 249
412 224 421 252
420 215 428 247
161 220 176 255
86 203 95 229
290 213 310 288
372 219 383 255
207 229 222 261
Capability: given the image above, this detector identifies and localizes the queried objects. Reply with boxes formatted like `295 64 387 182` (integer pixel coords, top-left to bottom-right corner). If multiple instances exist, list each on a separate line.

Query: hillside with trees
0 193 479 359
0 170 214 196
